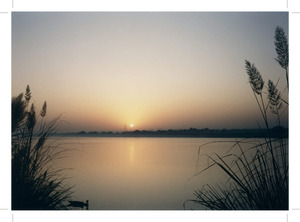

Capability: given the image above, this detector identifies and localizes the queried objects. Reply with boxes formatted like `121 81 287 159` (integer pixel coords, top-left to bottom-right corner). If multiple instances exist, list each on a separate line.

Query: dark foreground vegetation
12 86 73 210
186 26 289 210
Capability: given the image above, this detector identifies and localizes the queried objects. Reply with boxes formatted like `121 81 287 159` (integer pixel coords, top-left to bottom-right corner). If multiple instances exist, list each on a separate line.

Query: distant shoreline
53 127 288 138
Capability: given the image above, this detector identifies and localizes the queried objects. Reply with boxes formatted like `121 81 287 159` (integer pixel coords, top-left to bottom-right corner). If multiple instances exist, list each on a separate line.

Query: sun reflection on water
129 143 135 165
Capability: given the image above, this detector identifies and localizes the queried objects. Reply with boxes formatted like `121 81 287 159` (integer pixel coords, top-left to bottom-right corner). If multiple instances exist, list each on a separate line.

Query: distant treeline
54 127 288 138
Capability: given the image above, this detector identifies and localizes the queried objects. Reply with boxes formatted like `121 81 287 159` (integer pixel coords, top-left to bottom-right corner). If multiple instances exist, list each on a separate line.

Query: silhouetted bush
12 85 73 210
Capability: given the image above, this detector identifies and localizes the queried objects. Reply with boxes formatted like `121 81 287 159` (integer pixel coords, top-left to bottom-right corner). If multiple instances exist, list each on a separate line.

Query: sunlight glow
11 12 289 131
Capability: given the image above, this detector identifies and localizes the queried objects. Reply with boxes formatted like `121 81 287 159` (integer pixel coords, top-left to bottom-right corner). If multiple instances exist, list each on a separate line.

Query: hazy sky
12 12 288 132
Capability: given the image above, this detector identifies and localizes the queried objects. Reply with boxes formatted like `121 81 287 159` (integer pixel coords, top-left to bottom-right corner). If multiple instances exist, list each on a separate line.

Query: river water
51 137 259 210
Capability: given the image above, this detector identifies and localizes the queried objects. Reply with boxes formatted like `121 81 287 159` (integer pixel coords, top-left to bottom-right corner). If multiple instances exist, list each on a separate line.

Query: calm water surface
52 137 244 210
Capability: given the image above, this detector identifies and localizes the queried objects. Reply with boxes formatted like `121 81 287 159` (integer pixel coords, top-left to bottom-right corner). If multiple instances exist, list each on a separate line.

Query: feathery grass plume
187 26 288 210
25 85 31 103
274 26 288 69
40 101 47 117
12 85 73 210
268 80 282 125
274 26 289 89
245 60 264 95
245 60 269 130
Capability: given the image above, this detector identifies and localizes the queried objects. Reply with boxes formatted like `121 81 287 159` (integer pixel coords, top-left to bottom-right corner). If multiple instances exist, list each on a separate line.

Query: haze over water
12 12 288 132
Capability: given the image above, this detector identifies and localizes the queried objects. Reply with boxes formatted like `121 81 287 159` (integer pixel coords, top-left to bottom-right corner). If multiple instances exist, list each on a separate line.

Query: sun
130 123 134 128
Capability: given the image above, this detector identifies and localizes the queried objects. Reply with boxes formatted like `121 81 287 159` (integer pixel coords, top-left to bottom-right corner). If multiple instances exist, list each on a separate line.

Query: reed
12 85 73 210
186 26 288 210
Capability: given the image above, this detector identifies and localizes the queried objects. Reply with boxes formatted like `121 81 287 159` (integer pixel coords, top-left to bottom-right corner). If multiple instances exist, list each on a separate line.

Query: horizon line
55 126 287 134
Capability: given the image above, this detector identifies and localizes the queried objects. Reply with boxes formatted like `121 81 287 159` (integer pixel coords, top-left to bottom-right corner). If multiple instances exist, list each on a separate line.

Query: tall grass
186 26 288 210
12 85 73 210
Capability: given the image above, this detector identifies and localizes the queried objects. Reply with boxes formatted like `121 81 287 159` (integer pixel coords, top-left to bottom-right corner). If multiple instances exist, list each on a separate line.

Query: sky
12 12 288 132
